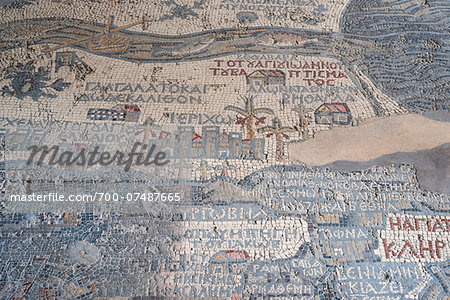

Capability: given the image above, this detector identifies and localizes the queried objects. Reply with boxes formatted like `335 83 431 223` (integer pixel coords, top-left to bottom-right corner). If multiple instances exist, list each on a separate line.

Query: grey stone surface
323 143 450 194
423 111 450 123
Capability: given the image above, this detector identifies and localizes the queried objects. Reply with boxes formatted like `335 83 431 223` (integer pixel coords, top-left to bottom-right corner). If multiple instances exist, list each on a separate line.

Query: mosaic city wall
0 0 449 298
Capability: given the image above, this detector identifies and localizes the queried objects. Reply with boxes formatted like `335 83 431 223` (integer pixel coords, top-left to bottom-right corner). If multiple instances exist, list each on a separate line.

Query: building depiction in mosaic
0 0 449 298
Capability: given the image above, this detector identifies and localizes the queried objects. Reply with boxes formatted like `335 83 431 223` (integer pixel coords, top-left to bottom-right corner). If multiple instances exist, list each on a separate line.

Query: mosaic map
0 0 449 298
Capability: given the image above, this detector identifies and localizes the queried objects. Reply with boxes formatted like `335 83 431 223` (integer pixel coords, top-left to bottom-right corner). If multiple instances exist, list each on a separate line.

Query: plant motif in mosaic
259 118 296 161
224 95 274 140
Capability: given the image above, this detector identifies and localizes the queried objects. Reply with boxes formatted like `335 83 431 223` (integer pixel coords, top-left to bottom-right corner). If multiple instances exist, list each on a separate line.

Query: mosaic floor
0 0 449 298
